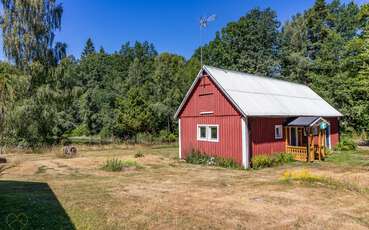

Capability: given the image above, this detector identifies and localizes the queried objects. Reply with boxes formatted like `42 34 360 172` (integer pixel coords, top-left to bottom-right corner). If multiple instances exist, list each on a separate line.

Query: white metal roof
175 66 342 118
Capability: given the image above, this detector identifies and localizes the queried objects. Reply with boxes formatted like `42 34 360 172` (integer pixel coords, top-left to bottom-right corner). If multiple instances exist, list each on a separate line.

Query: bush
102 158 124 172
252 153 295 169
185 150 240 169
159 130 177 143
252 155 274 169
334 135 357 151
275 153 294 164
69 124 89 137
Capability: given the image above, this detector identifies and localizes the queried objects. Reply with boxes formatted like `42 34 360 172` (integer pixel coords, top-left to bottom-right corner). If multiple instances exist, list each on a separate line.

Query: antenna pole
200 25 203 67
199 14 216 67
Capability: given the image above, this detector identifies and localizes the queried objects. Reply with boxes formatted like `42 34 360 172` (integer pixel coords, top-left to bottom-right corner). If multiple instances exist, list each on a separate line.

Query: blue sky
0 0 366 60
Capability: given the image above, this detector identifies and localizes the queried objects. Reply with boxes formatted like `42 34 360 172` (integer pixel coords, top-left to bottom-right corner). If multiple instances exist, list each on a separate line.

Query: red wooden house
174 66 342 168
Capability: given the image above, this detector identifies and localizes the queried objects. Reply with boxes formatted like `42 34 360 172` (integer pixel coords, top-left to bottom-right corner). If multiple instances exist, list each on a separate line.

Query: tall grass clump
102 158 124 172
101 158 143 172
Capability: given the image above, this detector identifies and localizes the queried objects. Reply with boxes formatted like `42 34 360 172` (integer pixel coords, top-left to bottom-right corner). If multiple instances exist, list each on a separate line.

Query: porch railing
286 145 308 161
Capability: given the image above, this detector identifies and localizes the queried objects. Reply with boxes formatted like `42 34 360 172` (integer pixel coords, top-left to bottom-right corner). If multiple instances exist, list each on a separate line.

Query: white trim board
178 119 182 159
241 117 250 169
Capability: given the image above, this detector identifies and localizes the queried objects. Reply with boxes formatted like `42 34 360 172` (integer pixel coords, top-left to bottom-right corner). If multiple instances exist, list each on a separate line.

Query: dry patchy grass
0 145 368 229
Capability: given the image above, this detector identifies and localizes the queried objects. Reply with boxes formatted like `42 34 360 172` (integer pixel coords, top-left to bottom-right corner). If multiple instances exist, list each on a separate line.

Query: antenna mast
199 14 216 67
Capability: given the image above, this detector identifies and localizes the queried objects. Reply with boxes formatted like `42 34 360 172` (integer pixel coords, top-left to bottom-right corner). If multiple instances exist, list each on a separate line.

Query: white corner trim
178 119 182 159
241 117 250 169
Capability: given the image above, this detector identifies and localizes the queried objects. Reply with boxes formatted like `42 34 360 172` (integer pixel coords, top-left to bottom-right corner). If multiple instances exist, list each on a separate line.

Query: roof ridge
226 88 321 100
204 65 310 88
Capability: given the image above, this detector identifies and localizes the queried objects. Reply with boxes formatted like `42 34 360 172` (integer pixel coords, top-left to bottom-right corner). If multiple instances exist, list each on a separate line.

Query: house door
290 127 298 146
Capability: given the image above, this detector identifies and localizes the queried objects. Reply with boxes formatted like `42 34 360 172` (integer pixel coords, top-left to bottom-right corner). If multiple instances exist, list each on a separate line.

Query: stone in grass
63 145 77 158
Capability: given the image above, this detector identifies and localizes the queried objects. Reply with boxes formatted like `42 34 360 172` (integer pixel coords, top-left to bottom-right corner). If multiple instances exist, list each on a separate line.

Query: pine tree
81 38 96 58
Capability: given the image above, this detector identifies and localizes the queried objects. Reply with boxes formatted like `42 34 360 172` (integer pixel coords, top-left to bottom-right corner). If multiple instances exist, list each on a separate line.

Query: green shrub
335 135 357 151
159 130 177 143
275 153 294 164
102 158 123 172
69 124 89 137
185 150 239 169
185 150 209 165
252 155 274 169
252 153 295 169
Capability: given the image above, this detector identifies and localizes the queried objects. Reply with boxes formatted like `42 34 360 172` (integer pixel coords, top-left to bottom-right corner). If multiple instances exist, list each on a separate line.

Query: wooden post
310 132 314 162
318 129 321 161
306 128 310 162
322 129 326 159
285 127 288 152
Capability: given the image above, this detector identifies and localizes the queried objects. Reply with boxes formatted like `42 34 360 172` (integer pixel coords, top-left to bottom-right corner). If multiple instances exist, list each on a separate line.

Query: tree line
0 0 368 148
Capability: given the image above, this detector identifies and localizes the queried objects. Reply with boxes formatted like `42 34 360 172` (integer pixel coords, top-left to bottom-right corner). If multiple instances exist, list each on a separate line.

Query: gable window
275 125 283 139
197 124 219 142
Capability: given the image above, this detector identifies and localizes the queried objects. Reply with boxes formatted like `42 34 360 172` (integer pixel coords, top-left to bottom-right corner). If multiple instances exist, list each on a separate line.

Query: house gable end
178 70 241 118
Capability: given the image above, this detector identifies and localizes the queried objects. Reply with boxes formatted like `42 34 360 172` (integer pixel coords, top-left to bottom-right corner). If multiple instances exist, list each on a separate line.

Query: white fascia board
241 117 250 169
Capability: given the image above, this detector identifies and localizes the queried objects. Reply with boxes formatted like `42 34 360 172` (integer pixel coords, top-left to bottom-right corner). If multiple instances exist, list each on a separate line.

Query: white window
197 124 219 142
209 126 219 142
198 126 207 140
275 125 283 139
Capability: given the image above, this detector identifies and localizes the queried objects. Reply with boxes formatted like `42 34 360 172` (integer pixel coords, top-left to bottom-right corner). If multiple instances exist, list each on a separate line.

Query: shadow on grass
0 180 75 230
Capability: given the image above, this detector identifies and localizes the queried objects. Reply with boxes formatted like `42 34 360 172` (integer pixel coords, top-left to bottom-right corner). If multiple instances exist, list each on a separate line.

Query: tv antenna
199 14 216 67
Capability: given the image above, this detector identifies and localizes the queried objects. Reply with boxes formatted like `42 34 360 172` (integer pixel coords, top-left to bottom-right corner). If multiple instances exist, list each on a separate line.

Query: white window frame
208 125 219 142
197 124 219 142
275 125 283 140
197 125 208 141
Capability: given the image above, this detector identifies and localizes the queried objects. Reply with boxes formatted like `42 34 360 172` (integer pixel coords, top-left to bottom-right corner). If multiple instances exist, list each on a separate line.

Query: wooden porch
284 117 329 162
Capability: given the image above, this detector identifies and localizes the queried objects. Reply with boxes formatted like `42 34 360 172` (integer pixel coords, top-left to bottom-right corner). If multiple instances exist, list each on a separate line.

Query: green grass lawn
0 144 368 229
325 149 369 167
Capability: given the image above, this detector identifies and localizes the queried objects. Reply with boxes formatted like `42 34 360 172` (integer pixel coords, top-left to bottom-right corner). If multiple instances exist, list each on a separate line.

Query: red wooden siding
326 117 339 146
179 74 243 164
249 117 287 156
181 116 242 164
179 75 240 117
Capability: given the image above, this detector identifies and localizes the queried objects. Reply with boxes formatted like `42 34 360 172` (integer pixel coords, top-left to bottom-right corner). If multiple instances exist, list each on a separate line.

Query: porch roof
287 116 327 127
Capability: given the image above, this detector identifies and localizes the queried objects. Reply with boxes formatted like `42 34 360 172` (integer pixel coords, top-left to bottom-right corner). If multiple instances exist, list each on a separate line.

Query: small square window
275 125 283 139
199 126 207 139
210 126 218 141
